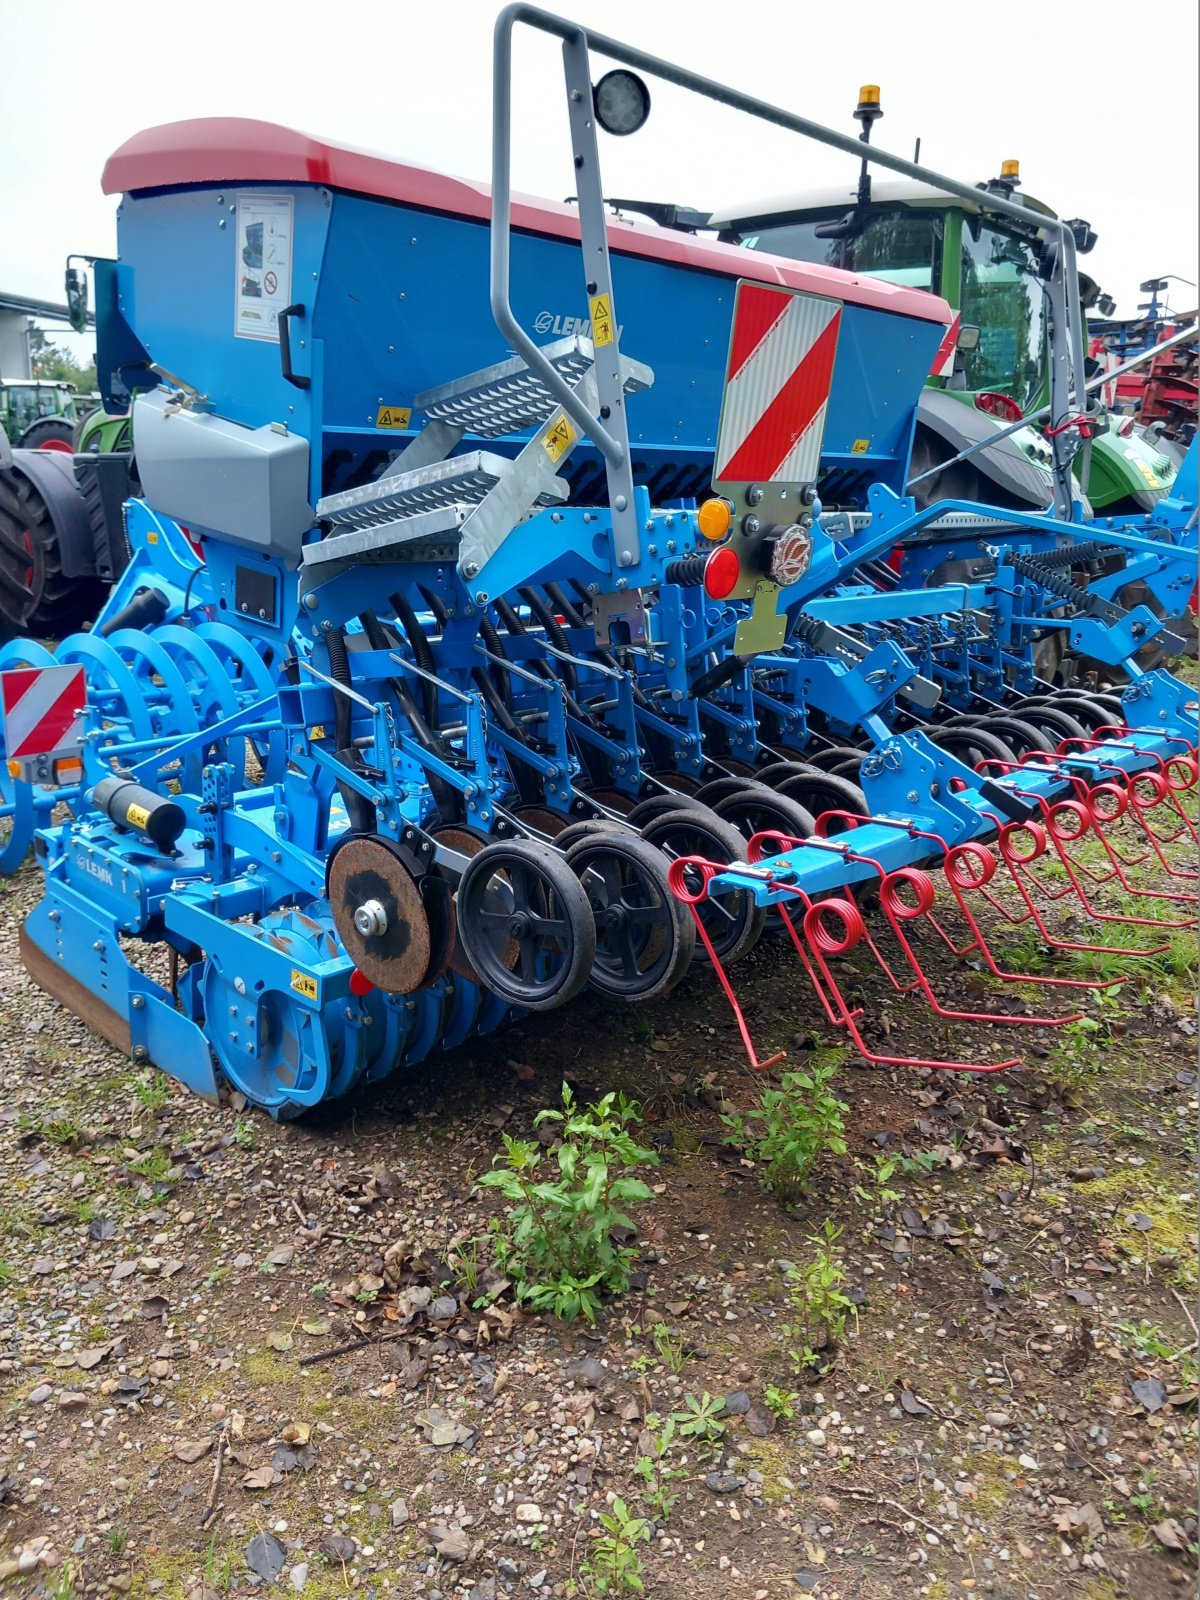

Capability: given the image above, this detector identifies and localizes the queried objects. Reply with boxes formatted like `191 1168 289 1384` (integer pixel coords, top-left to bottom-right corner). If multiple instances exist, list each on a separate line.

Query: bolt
462 561 479 579
131 995 145 1010
746 484 764 506
92 940 105 953
743 515 761 536
617 551 633 567
354 899 388 938
586 583 600 595
132 1046 149 1063
906 790 919 803
614 494 628 511
234 977 247 994
475 590 489 604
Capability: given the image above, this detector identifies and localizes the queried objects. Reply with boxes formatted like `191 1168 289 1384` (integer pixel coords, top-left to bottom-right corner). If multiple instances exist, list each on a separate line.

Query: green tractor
0 267 136 640
0 378 84 452
708 91 1176 516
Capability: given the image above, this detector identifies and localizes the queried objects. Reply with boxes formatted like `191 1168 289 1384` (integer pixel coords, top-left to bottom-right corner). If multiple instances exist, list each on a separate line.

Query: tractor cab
0 379 80 451
710 138 1178 516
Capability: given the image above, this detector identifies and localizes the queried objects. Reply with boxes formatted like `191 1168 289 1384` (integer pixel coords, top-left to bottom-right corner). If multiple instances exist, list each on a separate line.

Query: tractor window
959 220 1047 410
732 208 942 291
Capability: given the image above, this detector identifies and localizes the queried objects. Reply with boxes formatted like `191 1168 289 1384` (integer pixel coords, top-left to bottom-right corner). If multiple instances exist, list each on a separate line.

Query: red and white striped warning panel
714 283 842 486
1 665 87 761
929 312 962 379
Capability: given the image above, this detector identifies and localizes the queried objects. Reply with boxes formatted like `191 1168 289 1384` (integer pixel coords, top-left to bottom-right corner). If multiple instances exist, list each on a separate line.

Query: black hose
545 582 586 628
325 627 354 756
390 590 438 727
324 627 377 834
478 614 514 714
519 587 577 692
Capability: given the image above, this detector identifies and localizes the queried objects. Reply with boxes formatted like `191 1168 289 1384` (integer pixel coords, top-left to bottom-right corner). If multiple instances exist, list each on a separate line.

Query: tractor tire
0 467 101 641
17 417 75 453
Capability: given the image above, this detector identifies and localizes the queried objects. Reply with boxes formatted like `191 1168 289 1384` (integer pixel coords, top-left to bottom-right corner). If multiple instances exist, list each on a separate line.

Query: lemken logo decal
534 310 624 340
76 850 113 887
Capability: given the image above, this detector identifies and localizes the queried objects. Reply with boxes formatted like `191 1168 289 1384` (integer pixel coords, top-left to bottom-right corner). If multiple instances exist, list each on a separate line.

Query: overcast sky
3 0 1197 364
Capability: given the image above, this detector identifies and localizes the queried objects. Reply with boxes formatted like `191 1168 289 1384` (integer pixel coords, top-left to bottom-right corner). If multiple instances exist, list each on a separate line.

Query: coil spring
1006 551 1105 614
1020 540 1121 570
803 897 866 955
663 553 709 587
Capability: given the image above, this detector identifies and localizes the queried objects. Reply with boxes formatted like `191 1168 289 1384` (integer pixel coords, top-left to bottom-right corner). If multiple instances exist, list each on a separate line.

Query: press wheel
428 823 497 983
710 782 816 850
565 829 695 1001
639 806 765 966
774 764 869 829
511 803 572 838
457 839 596 1012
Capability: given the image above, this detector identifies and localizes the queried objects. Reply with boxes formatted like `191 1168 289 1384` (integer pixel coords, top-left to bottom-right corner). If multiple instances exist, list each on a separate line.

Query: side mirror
813 210 865 242
65 264 88 334
1077 273 1101 310
956 323 982 352
1065 217 1097 254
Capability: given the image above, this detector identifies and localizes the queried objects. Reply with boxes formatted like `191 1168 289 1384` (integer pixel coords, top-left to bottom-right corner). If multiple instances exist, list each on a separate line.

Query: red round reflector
349 968 375 997
703 545 741 600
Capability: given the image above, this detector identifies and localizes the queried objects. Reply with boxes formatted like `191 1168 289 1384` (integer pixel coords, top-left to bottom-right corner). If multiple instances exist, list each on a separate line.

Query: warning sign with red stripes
714 283 842 487
929 312 962 379
1 665 87 761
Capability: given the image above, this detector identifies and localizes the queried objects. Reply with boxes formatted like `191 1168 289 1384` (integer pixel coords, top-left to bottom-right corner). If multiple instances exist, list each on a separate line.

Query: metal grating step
303 506 469 572
316 450 567 531
414 334 651 438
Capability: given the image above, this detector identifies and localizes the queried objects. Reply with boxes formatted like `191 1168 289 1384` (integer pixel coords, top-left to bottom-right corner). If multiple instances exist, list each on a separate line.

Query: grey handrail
490 3 1091 516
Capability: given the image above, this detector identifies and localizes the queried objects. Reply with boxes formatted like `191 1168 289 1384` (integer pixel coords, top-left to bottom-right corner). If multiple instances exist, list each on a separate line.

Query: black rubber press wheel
457 838 596 1012
565 828 694 1001
639 806 766 966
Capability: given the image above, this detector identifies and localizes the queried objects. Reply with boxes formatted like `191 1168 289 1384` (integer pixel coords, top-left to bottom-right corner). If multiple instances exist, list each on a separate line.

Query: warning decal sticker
234 194 294 342
589 293 614 347
541 413 576 463
290 969 318 1001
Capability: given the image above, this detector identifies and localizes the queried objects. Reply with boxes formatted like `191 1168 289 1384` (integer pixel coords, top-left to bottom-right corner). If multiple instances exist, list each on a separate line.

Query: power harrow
0 8 1195 1116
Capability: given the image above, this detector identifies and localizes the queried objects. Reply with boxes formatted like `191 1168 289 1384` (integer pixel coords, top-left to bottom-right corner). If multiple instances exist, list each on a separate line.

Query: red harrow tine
1052 776 1197 907
972 757 1191 931
1059 734 1198 865
812 809 1122 994
984 816 1171 958
747 827 1023 1073
762 817 1083 1028
665 857 786 1073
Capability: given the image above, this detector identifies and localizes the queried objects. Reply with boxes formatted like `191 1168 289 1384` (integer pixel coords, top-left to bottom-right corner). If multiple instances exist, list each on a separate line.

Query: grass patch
1075 1168 1198 1289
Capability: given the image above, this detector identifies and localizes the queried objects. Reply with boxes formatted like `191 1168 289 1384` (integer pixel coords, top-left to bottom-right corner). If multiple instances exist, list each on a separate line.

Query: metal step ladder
413 333 649 438
316 451 569 532
307 336 653 580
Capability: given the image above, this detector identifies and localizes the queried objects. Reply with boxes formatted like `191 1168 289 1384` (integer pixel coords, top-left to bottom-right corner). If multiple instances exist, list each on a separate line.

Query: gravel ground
0 818 1196 1600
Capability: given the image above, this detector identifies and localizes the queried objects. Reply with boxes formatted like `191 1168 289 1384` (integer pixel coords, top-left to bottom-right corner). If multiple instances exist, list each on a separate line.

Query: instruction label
234 194 295 342
541 413 577 463
851 438 870 455
125 803 151 831
376 405 412 430
290 968 318 1001
588 293 614 347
